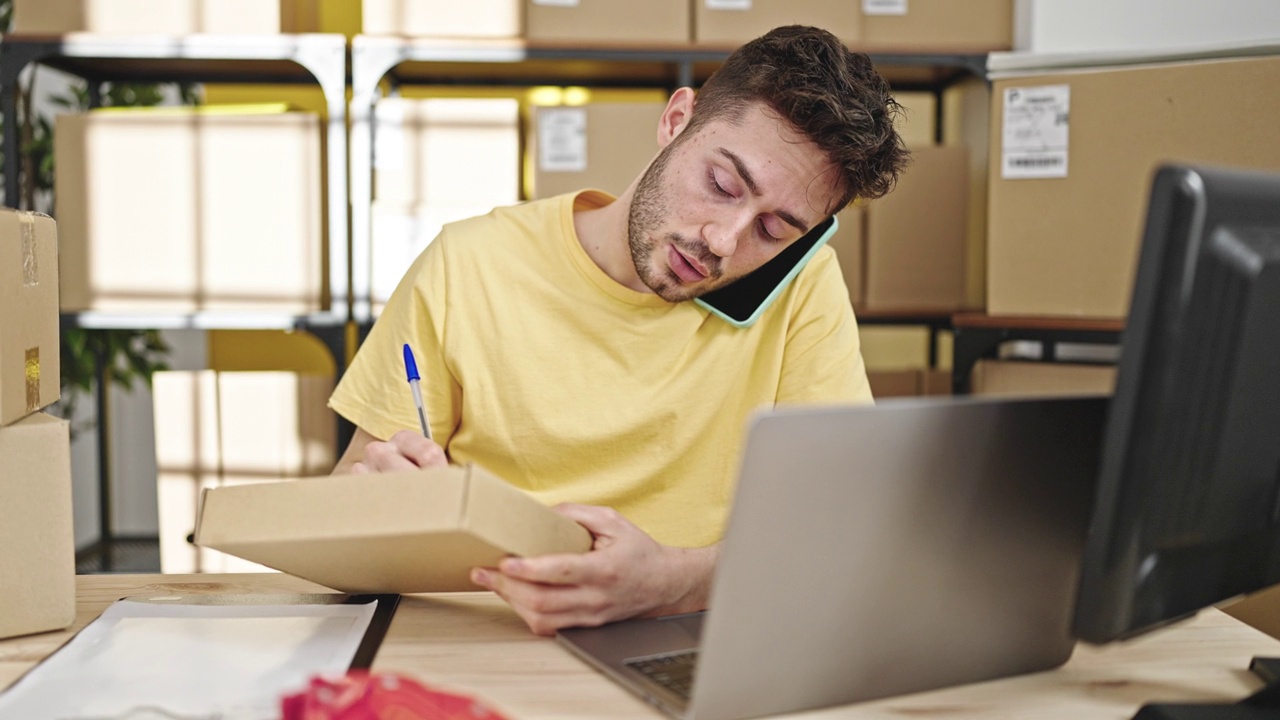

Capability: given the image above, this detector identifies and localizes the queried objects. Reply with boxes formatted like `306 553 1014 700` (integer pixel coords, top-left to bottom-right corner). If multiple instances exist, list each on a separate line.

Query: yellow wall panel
208 330 336 375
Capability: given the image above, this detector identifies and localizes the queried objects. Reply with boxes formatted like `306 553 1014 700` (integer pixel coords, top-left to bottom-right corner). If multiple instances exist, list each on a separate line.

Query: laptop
557 395 1107 720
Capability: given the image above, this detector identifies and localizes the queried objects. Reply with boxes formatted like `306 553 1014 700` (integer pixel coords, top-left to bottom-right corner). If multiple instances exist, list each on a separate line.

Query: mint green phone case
694 215 839 328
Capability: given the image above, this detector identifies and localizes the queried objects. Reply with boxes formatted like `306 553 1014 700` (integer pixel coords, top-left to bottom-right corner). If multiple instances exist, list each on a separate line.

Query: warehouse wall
1015 0 1280 53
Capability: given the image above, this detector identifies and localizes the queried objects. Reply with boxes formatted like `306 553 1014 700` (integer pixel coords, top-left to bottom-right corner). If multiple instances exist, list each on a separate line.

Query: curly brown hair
687 25 910 213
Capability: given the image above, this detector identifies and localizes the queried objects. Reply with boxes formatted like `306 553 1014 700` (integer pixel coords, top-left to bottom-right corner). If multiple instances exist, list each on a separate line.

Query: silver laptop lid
689 395 1106 720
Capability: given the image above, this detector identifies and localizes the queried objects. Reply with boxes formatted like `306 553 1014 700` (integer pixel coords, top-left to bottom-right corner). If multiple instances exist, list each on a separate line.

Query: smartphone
694 215 838 328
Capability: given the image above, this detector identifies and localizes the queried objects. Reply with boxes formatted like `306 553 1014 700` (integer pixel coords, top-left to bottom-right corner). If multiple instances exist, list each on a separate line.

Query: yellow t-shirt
329 191 872 547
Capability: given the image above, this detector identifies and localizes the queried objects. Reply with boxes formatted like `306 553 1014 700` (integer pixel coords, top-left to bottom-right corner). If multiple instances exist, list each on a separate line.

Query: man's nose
705 215 748 258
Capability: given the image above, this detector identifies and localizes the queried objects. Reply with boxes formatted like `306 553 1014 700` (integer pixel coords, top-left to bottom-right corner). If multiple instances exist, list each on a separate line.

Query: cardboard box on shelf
530 102 665 199
943 77 992 311
363 0 521 38
863 145 968 311
859 325 931 370
526 0 688 45
374 97 520 207
860 0 1012 51
0 413 74 640
893 91 938 147
13 0 319 34
694 0 860 47
866 366 951 399
195 465 594 593
923 368 952 395
826 205 864 307
153 370 335 574
56 105 325 314
0 210 59 427
988 54 1280 319
868 368 922 398
371 97 520 314
971 360 1116 398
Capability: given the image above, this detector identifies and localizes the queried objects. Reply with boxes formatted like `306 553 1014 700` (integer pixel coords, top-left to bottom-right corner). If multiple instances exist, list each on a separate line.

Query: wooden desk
2 574 1279 719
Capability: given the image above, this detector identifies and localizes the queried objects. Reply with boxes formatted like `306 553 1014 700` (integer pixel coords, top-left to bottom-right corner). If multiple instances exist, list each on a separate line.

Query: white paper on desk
0 598 377 720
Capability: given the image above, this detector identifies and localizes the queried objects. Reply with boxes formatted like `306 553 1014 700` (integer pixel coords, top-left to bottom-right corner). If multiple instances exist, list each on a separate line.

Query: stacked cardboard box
362 0 1011 48
832 91 970 313
988 52 1280 319
858 320 956 401
0 211 60 426
364 0 521 38
363 0 689 42
372 97 521 312
56 105 325 314
14 0 320 33
152 370 336 573
861 145 968 311
859 0 1012 52
694 0 861 46
694 0 1011 49
970 360 1116 398
867 368 951 399
943 77 993 311
826 205 865 305
529 102 666 200
0 210 75 640
526 0 689 44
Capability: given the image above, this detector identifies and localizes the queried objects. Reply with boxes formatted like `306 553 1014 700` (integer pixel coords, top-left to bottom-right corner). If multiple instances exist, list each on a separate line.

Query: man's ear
657 87 696 149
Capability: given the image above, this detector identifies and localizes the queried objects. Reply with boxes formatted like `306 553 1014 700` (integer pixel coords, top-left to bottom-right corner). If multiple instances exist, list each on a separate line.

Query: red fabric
281 671 511 720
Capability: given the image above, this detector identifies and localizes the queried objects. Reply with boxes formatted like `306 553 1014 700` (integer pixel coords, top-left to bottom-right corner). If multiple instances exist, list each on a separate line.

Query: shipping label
863 0 907 15
1002 84 1070 179
538 108 588 173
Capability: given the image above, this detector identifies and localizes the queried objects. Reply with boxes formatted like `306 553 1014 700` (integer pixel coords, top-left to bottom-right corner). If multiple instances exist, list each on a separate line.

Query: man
329 25 908 635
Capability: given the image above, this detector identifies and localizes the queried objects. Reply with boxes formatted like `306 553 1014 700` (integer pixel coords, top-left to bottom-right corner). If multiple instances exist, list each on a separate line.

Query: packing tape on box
20 211 37 287
25 347 40 412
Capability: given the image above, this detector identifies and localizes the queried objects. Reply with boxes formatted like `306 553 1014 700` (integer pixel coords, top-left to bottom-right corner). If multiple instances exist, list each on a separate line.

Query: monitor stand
1133 658 1280 719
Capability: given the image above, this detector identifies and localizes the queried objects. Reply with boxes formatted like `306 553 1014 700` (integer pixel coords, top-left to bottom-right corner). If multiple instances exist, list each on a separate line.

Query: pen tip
403 344 420 381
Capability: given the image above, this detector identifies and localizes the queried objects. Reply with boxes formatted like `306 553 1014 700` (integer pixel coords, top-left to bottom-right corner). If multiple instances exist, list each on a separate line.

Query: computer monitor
1073 163 1280 646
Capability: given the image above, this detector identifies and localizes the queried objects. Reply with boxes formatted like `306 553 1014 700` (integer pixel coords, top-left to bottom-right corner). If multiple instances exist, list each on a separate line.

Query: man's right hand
334 427 447 475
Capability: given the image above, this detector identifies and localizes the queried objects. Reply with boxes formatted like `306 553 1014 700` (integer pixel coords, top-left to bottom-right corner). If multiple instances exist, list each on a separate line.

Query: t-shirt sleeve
775 247 874 406
328 230 462 445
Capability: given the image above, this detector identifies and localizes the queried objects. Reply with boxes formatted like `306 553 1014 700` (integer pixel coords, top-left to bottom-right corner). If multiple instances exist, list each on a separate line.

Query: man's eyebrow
716 147 811 234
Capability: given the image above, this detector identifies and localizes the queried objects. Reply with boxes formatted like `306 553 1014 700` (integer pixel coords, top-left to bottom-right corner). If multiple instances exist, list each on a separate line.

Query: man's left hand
469 503 719 636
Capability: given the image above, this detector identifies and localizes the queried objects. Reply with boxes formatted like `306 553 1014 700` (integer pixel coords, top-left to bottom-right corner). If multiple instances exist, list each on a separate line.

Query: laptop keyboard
626 650 700 700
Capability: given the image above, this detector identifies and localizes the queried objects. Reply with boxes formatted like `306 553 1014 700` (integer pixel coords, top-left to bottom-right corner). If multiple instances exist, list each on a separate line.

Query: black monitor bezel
1074 164 1280 644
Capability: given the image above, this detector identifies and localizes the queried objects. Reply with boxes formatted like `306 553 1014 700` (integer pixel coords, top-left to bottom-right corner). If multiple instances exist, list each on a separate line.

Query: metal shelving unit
347 35 990 324
0 33 352 567
950 313 1125 394
0 32 351 329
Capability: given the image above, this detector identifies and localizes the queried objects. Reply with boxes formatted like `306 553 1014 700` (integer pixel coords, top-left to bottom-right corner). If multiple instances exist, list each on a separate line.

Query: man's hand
343 429 447 474
469 503 720 636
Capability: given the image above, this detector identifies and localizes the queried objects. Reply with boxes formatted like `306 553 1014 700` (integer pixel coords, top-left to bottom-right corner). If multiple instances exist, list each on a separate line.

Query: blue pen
402 344 432 440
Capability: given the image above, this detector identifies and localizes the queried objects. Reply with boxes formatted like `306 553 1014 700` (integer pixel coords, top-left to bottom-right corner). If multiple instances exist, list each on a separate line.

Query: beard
627 140 726 302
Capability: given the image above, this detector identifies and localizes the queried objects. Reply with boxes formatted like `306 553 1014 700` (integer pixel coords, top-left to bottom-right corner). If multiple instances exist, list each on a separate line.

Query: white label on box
374 101 406 172
863 0 907 15
533 0 580 6
707 0 752 10
538 108 588 173
1001 85 1070 179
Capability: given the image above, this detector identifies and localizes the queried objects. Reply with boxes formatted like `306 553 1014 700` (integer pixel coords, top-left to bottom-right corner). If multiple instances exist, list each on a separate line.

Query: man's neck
573 185 652 294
